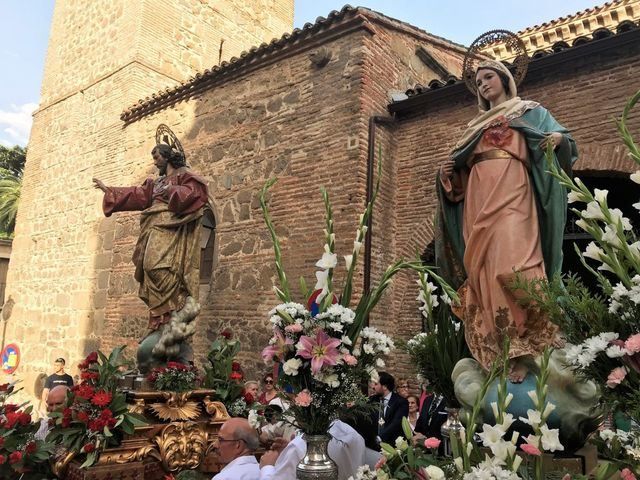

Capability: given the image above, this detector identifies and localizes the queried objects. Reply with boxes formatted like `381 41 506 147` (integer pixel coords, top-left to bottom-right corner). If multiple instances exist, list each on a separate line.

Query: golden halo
155 124 185 160
462 29 529 95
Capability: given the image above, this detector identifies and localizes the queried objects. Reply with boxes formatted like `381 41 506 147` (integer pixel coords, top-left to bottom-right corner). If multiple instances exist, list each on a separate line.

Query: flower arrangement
347 418 446 480
259 155 454 435
0 381 53 479
48 347 147 468
147 361 200 392
404 270 468 406
202 329 246 407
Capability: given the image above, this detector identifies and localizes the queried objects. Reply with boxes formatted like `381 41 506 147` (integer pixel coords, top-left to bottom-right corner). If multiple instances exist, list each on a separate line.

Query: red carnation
220 329 232 339
88 419 106 432
83 443 96 453
91 390 112 407
77 361 89 370
9 451 22 464
25 442 37 455
63 408 72 418
0 454 5 464
61 417 71 428
80 371 99 381
231 361 241 371
107 417 117 428
75 384 95 399
4 403 18 413
19 412 31 426
229 371 243 381
85 352 98 363
100 408 114 419
243 392 255 403
76 411 89 423
5 412 20 429
0 383 9 391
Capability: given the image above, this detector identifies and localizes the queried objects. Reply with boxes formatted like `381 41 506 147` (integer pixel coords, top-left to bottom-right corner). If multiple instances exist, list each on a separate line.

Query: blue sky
0 0 602 147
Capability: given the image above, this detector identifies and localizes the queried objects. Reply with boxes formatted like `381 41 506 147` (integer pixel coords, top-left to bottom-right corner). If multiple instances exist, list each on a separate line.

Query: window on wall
200 208 216 284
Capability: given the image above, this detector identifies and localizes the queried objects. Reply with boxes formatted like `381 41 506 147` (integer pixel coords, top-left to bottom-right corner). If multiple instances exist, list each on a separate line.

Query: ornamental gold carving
203 396 230 421
149 391 201 421
156 422 208 472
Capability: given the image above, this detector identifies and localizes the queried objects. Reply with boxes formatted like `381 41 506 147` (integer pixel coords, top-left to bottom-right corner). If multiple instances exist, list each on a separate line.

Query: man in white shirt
259 420 365 480
212 418 262 480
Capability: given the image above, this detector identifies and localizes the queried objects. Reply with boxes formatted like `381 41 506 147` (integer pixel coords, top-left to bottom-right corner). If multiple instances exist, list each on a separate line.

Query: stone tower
5 0 293 396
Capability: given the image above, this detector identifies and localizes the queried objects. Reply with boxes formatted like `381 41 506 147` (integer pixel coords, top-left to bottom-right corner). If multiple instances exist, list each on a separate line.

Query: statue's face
152 149 168 175
475 68 505 103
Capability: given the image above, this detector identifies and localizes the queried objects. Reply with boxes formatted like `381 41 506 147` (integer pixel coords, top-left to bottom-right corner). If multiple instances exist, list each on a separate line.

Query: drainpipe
364 115 395 324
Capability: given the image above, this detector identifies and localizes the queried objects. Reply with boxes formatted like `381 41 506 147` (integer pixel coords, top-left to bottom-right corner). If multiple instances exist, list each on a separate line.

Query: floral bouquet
147 361 200 392
202 329 246 405
48 347 147 468
227 390 261 418
404 269 469 407
0 381 53 479
259 155 455 435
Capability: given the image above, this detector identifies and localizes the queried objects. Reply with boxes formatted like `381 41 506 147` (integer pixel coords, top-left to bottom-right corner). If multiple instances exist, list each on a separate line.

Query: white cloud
0 103 38 146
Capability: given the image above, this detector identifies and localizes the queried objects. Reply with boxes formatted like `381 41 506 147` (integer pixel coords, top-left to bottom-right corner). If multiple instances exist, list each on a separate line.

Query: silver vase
296 433 338 480
440 407 463 457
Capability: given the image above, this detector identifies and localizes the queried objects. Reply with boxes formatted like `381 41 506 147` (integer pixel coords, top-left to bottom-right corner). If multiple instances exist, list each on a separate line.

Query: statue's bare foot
508 360 528 383
552 334 566 349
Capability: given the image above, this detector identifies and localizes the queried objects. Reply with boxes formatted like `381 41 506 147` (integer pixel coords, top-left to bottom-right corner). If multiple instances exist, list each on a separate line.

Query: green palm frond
0 175 22 233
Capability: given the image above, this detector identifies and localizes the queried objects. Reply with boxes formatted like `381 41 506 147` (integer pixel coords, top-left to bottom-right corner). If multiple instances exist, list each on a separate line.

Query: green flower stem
616 89 640 165
260 178 292 302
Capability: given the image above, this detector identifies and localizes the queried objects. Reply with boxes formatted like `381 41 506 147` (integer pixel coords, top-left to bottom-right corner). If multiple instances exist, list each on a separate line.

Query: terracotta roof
400 18 639 100
120 5 466 123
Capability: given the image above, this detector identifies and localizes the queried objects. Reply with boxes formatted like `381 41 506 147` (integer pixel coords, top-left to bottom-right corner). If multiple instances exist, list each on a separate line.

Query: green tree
0 145 26 235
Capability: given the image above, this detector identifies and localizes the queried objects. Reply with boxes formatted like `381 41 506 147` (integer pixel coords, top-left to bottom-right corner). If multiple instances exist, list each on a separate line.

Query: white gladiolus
353 240 363 255
583 242 604 262
602 225 622 248
594 188 609 204
316 251 338 269
540 425 564 452
567 190 585 203
575 219 590 231
344 255 353 270
631 171 640 184
582 201 605 220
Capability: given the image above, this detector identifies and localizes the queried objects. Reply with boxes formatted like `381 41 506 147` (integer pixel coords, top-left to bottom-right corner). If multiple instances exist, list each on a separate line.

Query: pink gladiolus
261 330 294 363
625 334 640 354
294 390 312 407
424 437 441 449
343 354 358 366
521 443 542 456
374 456 386 469
621 468 637 480
284 323 303 333
296 330 341 374
606 366 628 388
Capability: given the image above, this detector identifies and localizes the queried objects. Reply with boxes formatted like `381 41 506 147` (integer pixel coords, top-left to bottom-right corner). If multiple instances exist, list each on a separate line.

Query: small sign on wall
1 343 20 374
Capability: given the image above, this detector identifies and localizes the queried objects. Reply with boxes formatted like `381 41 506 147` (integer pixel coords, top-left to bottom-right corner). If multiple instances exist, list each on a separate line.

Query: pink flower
621 468 637 480
375 456 386 469
625 334 640 354
294 390 312 407
521 443 542 456
342 354 358 366
606 366 628 388
284 323 303 333
261 330 294 363
296 329 341 374
424 437 441 449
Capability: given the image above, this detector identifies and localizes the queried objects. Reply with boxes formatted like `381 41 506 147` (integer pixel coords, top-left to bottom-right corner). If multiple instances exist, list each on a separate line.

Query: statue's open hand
539 132 563 151
440 158 455 178
92 177 108 192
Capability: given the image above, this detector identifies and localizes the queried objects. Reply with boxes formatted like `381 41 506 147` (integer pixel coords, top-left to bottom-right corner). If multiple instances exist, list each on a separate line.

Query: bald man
212 417 262 480
35 385 68 440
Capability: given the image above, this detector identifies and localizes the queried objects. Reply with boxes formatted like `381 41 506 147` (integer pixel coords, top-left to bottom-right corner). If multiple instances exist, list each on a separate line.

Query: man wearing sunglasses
212 418 262 479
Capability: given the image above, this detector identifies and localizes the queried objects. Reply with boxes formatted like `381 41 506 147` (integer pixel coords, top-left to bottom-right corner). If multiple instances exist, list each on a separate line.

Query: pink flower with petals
521 443 542 456
261 330 294 363
621 468 637 480
424 437 441 449
374 456 386 470
625 334 640 354
342 354 358 366
285 323 303 333
296 329 341 374
294 390 313 407
606 366 628 388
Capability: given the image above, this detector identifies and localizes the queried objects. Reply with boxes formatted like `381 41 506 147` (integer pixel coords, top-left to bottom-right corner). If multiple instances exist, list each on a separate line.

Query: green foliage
0 145 25 235
202 331 244 404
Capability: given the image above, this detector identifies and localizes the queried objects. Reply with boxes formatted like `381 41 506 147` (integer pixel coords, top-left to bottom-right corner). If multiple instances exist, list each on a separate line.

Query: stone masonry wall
388 38 640 382
5 0 293 400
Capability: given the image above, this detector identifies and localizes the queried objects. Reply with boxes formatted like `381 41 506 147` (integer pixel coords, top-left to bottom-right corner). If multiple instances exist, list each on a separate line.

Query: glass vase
296 433 338 480
440 407 463 457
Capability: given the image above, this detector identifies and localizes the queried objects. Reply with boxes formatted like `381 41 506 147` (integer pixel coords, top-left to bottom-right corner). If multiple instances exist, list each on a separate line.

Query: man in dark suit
370 372 409 445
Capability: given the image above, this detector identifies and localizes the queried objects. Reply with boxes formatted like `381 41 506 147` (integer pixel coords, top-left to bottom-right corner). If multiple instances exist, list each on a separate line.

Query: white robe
213 455 261 480
259 421 365 480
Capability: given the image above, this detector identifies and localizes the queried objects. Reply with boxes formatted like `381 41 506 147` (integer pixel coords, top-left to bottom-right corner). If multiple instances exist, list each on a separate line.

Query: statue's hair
152 144 186 168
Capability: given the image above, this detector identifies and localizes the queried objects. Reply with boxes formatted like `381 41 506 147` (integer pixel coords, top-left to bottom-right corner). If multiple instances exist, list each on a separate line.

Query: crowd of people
213 371 447 480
